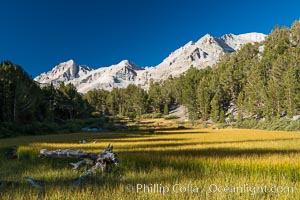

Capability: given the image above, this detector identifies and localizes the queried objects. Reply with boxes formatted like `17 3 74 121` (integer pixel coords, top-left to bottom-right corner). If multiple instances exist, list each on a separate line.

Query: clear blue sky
0 0 299 77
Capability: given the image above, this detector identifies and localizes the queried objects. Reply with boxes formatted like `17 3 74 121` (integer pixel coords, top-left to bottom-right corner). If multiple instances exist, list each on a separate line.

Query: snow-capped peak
119 59 130 65
34 32 267 92
65 59 75 64
221 32 267 50
196 33 214 44
34 59 93 85
114 59 140 70
72 60 141 93
237 32 266 41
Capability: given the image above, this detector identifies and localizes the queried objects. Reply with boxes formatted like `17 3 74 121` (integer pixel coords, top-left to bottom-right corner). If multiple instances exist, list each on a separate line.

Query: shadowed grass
0 128 300 199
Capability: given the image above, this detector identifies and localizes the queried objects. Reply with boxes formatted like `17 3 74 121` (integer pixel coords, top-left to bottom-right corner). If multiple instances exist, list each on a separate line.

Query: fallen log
39 149 98 160
39 144 119 185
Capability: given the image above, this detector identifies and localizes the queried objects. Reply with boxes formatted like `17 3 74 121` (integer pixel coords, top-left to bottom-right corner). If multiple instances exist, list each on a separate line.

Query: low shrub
215 123 228 129
285 120 300 131
235 119 258 129
91 112 101 118
60 121 82 133
0 124 14 138
152 113 162 119
164 115 180 120
141 113 153 119
141 113 162 119
235 118 300 131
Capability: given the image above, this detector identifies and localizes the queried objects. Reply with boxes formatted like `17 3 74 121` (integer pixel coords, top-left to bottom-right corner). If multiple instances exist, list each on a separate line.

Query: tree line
1 21 299 135
89 21 299 124
0 61 90 124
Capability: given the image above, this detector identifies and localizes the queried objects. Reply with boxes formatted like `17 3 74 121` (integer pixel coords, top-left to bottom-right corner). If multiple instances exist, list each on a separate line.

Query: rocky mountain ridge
34 32 266 92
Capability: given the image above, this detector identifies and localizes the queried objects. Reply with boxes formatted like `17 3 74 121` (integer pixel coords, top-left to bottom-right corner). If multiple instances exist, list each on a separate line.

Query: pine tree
55 83 87 119
197 76 212 120
183 67 200 121
237 92 244 122
210 95 219 122
0 61 41 122
148 80 163 113
163 103 169 115
219 109 225 123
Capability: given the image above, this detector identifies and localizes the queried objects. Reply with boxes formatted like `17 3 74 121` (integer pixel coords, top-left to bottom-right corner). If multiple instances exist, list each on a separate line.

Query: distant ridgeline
0 21 300 136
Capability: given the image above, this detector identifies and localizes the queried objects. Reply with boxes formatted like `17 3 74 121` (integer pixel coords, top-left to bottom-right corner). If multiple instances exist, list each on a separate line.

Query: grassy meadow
0 126 300 199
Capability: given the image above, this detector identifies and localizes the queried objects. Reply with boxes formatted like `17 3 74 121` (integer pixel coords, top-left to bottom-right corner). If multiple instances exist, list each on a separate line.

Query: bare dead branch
39 144 119 185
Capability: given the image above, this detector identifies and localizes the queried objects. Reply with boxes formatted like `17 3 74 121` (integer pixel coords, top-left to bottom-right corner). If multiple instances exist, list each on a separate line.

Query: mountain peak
221 33 235 39
34 31 267 92
117 60 140 70
65 59 75 65
203 33 213 38
54 59 77 71
34 59 92 85
221 32 266 50
236 32 266 42
118 59 130 65
196 33 217 46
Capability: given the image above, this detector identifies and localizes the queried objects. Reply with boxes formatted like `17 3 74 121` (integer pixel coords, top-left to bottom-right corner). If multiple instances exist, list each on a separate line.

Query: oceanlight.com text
125 183 295 196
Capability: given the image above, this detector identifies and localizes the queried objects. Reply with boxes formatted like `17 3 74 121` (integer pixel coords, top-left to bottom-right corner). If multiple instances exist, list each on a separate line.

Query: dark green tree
210 95 220 123
0 61 41 122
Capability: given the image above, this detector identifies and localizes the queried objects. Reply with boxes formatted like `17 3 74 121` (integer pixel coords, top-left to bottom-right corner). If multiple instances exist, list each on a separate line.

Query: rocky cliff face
72 60 141 92
34 59 93 86
34 32 266 93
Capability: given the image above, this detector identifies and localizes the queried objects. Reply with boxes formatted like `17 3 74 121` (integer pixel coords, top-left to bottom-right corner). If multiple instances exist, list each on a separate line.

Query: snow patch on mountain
72 60 141 92
34 59 93 85
34 32 267 92
221 32 266 50
138 32 266 82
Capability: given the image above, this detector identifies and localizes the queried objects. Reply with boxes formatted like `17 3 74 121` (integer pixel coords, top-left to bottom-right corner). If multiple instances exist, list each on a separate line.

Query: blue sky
0 0 299 77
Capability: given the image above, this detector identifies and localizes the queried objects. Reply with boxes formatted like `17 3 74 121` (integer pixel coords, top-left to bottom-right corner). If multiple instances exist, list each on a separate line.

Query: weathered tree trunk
39 144 119 185
40 149 98 161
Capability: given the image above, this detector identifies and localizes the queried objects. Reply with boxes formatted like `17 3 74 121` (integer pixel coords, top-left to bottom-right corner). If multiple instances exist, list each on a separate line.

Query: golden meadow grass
0 128 300 199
